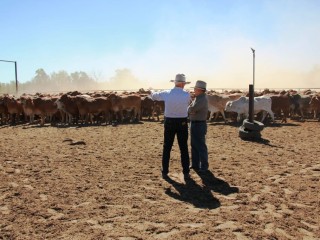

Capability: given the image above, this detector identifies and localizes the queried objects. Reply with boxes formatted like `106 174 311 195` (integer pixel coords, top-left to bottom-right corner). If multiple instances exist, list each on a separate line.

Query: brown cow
56 94 80 124
0 96 9 124
109 94 141 123
20 95 36 123
309 95 320 121
270 94 291 123
296 95 312 120
207 94 230 123
153 100 164 121
206 93 242 122
21 96 58 126
141 96 155 121
2 95 23 124
74 95 112 124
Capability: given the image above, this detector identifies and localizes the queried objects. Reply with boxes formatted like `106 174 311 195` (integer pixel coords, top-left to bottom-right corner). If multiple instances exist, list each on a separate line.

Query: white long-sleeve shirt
151 87 191 118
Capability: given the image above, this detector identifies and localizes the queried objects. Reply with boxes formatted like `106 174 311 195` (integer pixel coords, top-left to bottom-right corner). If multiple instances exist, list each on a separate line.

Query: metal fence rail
1 87 320 96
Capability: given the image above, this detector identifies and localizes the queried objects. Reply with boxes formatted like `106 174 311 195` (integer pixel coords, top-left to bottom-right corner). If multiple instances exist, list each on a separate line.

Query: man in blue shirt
151 74 191 179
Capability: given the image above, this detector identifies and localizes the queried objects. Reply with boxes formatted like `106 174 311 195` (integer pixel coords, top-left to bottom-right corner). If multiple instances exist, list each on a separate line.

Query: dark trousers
162 117 190 175
190 121 208 170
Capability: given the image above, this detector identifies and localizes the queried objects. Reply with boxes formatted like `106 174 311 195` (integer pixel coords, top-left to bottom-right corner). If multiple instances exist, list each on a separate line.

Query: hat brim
170 80 191 84
192 86 206 90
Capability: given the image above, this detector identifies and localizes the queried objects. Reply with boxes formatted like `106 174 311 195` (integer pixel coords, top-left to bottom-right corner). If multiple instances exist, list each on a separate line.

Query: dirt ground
0 119 319 240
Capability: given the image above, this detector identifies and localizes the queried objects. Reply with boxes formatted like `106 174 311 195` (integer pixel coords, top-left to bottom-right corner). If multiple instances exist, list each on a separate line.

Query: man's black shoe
183 173 191 181
198 168 209 174
189 166 199 171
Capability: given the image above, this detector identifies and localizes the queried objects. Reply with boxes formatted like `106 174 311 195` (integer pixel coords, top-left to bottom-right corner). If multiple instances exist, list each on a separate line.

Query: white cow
207 94 242 123
225 96 274 122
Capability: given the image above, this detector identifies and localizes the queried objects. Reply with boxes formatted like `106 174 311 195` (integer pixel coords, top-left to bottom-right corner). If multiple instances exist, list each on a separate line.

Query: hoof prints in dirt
63 138 86 145
0 121 319 239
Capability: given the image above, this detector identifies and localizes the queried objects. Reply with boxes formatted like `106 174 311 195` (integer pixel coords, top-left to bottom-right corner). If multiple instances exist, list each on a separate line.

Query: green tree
34 68 50 85
31 68 50 92
71 71 97 91
51 70 72 91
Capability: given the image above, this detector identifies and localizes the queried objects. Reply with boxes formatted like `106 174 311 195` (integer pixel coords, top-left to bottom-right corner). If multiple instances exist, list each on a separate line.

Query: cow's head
2 95 13 104
60 94 69 101
55 98 65 110
108 94 121 106
20 96 32 105
225 101 233 111
309 96 320 106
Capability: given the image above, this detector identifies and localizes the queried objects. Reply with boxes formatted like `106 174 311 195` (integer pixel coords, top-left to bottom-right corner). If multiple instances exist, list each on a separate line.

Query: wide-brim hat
192 80 207 90
169 73 191 84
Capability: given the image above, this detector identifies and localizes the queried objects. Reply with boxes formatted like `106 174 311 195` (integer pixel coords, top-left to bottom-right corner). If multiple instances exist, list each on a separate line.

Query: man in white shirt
151 74 191 179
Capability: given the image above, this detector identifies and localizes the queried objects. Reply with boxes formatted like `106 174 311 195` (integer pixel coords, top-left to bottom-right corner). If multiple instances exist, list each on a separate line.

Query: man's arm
150 90 166 101
188 97 205 115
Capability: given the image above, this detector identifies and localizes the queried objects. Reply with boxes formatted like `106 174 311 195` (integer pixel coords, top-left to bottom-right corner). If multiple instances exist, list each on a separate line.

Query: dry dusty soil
0 119 319 240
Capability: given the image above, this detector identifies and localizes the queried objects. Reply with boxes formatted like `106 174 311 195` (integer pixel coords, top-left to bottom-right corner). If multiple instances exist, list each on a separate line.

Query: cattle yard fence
1 87 320 96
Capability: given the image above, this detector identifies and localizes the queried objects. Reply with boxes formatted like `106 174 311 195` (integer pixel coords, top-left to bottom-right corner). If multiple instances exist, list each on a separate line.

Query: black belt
165 117 188 120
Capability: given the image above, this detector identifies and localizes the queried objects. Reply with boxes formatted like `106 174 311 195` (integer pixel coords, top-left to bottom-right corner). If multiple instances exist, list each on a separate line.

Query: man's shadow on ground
163 170 238 209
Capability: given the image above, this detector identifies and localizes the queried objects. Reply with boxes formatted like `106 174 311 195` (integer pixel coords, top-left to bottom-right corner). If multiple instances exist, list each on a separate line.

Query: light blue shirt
151 87 191 118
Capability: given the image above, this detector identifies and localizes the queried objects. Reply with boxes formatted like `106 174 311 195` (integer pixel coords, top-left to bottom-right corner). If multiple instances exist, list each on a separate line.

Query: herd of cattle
0 88 320 126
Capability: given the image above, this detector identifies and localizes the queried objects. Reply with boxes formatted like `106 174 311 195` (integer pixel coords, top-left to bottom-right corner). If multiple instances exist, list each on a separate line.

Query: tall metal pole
0 59 18 94
251 48 255 87
248 84 254 123
248 48 255 123
14 61 18 94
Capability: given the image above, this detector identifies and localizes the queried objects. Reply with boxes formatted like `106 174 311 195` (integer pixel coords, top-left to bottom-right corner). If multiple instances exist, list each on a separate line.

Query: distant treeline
0 68 142 95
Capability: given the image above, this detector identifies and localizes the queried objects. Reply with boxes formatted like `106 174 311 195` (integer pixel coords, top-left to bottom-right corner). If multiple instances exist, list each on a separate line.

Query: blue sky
1 0 320 89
